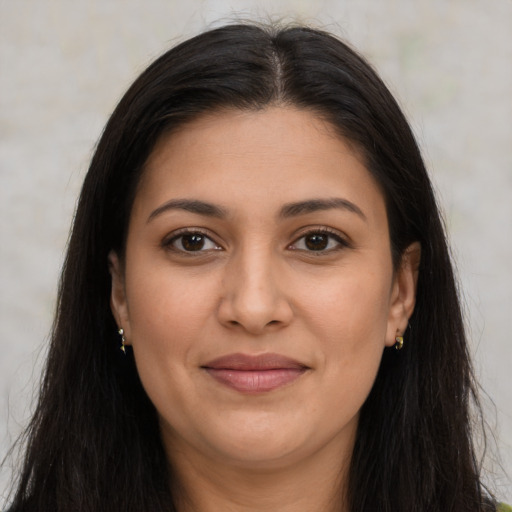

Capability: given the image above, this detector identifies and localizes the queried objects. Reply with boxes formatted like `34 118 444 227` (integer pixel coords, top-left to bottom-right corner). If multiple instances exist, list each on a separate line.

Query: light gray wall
1 0 511 503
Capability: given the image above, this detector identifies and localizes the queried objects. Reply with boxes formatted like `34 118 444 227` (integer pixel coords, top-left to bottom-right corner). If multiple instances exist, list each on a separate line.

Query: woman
5 22 503 511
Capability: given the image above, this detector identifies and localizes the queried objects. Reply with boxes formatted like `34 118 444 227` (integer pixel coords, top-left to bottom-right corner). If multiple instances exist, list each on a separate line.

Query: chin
212 437 310 470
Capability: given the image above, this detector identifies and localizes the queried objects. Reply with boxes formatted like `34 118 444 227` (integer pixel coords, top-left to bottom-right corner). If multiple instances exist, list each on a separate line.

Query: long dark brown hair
6 23 496 511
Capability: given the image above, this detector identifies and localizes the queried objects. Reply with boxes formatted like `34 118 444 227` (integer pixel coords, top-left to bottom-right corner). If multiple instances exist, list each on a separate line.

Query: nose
217 248 294 335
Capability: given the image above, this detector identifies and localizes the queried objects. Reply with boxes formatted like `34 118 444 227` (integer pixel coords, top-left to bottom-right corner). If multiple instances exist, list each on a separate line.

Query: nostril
227 319 280 329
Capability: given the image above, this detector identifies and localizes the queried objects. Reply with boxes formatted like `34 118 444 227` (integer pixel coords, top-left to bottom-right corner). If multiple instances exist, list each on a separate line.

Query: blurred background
1 0 511 504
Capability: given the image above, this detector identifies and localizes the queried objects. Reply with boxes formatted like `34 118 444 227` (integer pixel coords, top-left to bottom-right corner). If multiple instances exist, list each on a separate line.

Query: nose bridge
218 241 292 332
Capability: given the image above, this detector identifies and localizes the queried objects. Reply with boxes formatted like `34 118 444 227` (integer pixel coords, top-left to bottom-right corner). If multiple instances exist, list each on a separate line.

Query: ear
108 250 131 345
385 242 421 347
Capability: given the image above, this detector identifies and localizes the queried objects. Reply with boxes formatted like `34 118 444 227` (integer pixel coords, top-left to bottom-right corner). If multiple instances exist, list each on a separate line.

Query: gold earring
394 335 404 350
118 328 126 354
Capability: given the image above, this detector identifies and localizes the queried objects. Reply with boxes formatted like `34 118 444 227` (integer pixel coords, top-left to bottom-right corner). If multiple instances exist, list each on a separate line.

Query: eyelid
288 227 351 252
161 227 223 253
161 226 350 254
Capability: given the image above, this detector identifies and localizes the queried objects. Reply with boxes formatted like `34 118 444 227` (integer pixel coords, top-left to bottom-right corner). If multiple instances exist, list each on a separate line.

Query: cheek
298 266 391 404
123 265 220 428
123 257 222 374
301 266 391 344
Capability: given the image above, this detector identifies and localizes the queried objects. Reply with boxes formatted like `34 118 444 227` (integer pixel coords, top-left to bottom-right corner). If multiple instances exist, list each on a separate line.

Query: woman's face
110 107 418 472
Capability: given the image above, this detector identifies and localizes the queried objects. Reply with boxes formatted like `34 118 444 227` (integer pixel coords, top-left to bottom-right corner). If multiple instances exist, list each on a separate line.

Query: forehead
135 107 385 223
146 107 359 171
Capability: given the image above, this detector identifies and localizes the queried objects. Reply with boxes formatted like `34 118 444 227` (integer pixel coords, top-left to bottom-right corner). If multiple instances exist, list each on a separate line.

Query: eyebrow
147 199 228 223
279 198 367 221
147 197 366 223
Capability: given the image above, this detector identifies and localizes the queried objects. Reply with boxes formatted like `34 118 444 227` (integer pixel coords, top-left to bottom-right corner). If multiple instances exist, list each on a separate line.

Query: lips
202 353 309 394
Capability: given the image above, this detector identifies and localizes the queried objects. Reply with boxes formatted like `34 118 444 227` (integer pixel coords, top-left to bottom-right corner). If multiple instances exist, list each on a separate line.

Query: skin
110 107 420 512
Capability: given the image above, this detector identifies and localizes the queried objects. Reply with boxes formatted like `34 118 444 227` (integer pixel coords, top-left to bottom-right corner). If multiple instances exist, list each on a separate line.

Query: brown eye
181 234 206 251
290 230 348 253
168 232 221 252
304 233 329 251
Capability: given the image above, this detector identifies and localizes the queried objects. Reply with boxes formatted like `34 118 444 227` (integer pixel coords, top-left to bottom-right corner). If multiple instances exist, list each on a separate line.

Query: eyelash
162 228 222 255
162 227 350 255
288 228 350 253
